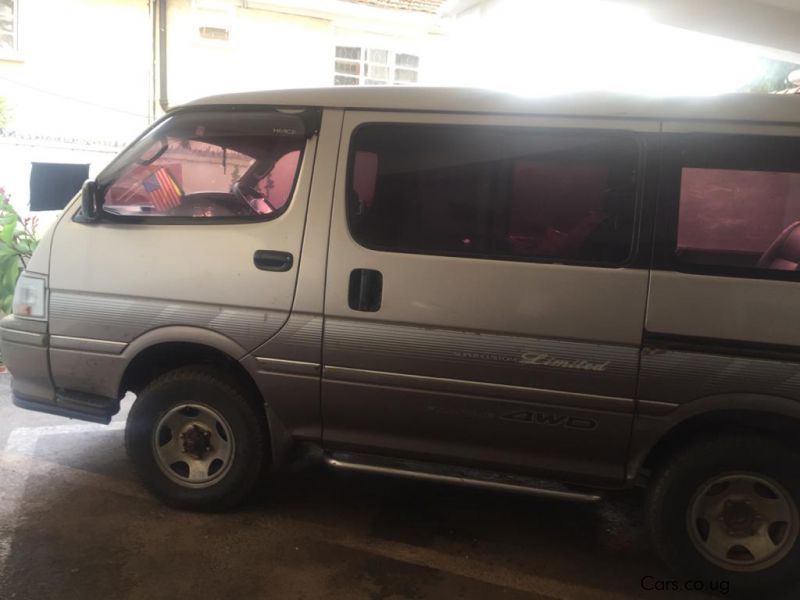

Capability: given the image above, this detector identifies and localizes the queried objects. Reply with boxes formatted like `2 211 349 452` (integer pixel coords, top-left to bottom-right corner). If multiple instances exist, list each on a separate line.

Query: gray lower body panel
321 318 637 487
248 356 322 442
48 347 128 400
0 317 55 404
322 376 632 485
639 346 800 406
627 342 800 480
48 290 287 353
324 318 639 398
4 340 55 403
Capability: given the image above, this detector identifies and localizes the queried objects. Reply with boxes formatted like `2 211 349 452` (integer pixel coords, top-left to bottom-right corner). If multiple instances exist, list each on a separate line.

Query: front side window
671 135 800 275
348 123 639 265
100 110 308 219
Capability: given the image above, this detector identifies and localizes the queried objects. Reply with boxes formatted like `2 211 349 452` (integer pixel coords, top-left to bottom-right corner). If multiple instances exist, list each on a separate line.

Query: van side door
48 108 319 408
321 111 657 485
638 125 800 451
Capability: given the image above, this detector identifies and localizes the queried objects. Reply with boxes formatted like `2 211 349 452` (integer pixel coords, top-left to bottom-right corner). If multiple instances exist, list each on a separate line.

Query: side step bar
55 389 119 424
13 389 119 424
324 451 602 503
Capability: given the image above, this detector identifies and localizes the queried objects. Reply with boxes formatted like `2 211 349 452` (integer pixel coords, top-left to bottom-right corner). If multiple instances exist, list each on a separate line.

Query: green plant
0 188 39 314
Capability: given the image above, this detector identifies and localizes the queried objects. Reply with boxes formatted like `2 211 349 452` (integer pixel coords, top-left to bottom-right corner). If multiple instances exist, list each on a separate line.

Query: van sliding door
640 126 800 431
321 111 658 486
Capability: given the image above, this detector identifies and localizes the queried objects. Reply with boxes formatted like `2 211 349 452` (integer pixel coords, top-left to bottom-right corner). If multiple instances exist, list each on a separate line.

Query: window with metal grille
0 0 18 55
334 46 419 86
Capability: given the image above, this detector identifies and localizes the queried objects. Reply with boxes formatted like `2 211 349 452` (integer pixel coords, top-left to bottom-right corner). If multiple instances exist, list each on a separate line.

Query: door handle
348 268 383 312
253 250 293 272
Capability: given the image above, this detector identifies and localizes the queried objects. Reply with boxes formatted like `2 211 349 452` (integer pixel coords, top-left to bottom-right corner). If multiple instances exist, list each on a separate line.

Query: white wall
0 0 152 142
0 0 443 225
0 138 118 230
165 0 445 105
166 1 336 105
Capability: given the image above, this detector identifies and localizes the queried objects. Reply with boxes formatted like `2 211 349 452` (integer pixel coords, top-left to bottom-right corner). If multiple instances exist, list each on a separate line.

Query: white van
3 87 800 591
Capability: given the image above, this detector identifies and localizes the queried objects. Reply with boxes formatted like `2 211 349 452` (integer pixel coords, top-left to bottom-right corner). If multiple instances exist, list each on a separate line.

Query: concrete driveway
0 373 718 600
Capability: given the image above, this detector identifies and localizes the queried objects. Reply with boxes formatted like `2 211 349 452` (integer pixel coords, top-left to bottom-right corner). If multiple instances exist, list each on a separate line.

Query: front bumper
0 315 55 404
1 315 118 423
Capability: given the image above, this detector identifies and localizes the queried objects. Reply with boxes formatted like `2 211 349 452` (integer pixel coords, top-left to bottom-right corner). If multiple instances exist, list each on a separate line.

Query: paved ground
0 373 733 600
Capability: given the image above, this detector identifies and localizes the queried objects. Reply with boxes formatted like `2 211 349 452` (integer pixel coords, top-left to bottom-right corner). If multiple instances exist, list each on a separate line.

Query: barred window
334 46 419 86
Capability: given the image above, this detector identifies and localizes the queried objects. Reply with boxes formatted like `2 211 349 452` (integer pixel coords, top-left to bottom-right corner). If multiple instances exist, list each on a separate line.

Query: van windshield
99 110 308 218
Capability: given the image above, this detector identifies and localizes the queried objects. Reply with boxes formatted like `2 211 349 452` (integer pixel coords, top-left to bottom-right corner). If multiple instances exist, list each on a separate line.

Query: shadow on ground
3 382 783 599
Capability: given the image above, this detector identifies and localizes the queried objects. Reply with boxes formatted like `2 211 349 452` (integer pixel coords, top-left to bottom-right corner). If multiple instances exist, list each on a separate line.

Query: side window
347 123 639 265
100 110 308 219
503 132 638 263
670 135 800 275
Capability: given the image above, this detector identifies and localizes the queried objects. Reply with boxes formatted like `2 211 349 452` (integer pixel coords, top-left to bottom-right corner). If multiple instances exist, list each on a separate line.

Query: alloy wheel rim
152 403 235 488
687 472 798 572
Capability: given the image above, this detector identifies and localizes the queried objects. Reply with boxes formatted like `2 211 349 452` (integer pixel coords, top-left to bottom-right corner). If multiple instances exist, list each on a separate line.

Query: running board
324 452 602 503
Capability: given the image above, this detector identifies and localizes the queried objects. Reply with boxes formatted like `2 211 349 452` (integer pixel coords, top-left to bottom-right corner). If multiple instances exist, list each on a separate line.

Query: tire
125 366 267 511
646 434 800 594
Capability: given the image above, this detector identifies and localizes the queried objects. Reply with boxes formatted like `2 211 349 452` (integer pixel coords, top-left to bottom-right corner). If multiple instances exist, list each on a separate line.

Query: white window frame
0 0 20 60
334 45 420 86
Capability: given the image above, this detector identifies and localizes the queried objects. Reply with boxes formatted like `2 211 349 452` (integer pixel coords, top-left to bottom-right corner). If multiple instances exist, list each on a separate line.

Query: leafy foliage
0 188 39 314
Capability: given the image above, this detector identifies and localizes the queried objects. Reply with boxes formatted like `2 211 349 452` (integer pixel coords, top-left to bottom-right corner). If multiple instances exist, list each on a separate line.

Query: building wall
0 138 118 232
0 0 151 218
166 1 334 105
164 0 443 106
0 0 444 220
0 0 152 141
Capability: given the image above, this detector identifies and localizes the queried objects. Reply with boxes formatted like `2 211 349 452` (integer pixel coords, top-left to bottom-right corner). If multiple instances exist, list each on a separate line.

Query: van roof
184 86 800 125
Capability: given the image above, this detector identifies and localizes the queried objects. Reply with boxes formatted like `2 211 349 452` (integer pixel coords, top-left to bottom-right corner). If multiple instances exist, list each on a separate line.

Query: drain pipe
150 0 157 120
156 0 168 112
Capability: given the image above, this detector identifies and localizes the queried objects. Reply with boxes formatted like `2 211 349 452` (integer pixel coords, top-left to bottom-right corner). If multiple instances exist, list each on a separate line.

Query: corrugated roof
344 0 445 14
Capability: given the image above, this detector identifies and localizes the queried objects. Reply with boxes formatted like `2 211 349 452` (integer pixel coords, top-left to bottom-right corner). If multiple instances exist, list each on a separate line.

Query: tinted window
671 135 800 274
348 124 639 265
101 110 307 219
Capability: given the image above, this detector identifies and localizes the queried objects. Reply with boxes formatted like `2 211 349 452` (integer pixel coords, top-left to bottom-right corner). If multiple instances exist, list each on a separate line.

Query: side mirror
80 179 100 221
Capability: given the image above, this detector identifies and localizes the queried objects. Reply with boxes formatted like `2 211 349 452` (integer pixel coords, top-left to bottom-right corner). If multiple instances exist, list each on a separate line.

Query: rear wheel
125 366 267 511
647 434 800 593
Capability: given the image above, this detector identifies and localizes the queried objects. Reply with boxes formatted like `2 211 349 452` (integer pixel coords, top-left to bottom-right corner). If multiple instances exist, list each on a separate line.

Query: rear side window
100 110 308 219
669 135 800 275
347 123 639 265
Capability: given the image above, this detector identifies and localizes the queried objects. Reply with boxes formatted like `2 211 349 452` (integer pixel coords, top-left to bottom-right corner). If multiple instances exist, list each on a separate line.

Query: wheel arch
118 327 288 465
630 393 800 482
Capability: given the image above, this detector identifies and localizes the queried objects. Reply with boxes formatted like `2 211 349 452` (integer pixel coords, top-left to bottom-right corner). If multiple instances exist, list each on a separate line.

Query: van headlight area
13 273 47 320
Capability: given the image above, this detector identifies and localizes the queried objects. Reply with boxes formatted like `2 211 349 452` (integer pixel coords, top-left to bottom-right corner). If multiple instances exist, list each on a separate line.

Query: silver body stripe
49 291 286 352
324 366 633 413
639 348 800 405
49 335 127 354
323 318 639 399
255 357 320 376
0 327 46 347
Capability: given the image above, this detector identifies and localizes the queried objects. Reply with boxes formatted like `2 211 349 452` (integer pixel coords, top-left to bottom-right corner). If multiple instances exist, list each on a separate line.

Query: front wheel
125 366 267 511
647 434 800 594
